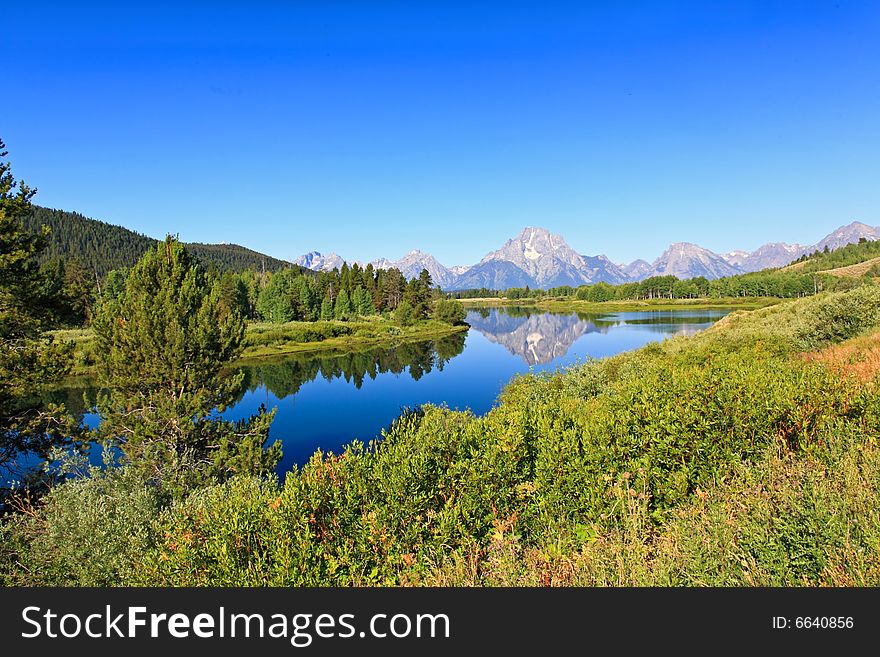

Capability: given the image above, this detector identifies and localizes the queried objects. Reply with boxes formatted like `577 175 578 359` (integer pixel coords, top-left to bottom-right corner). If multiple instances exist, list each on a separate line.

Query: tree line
253 264 437 325
19 221 467 330
450 268 869 302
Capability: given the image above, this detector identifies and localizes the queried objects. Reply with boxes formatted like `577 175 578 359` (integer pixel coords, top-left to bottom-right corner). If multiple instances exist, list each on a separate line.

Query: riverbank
49 318 469 376
459 295 784 313
239 318 469 361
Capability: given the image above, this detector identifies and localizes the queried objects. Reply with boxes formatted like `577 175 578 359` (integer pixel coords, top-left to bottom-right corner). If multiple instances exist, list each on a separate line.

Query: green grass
240 319 468 360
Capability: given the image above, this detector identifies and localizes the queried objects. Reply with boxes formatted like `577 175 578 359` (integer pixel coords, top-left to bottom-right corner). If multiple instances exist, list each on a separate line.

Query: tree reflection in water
236 331 467 401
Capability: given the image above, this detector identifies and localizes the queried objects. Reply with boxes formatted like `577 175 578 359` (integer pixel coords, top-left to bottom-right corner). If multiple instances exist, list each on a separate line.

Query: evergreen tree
256 268 295 323
0 138 79 483
295 275 318 321
334 288 353 320
320 295 334 321
403 268 432 319
215 271 250 323
353 286 374 316
92 236 280 495
380 269 405 310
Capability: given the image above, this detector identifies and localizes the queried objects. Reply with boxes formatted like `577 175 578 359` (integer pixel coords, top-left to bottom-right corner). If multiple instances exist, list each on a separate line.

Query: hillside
815 256 880 278
23 206 295 277
782 237 880 275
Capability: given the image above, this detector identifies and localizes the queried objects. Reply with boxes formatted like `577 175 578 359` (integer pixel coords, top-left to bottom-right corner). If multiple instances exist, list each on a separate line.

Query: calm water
34 308 729 479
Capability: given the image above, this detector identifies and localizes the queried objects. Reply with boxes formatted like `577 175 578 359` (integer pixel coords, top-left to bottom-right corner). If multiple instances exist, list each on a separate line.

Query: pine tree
380 269 405 310
92 236 280 495
214 271 249 323
403 268 432 320
0 139 78 482
353 286 374 316
295 275 318 321
334 288 353 320
320 295 334 321
256 268 295 323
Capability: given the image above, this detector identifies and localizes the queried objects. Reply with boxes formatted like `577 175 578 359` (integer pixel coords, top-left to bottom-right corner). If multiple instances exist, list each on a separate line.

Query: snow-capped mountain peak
293 251 347 272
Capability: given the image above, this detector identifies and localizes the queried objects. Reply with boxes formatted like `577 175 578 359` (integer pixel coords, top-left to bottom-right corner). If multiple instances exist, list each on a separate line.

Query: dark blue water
226 307 729 473
10 307 728 483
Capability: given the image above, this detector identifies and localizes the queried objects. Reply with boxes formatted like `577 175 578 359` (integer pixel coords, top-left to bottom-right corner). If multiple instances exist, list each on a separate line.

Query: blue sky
3 1 879 265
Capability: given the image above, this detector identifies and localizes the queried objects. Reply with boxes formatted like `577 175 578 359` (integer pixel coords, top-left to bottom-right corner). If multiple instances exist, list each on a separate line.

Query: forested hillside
23 206 295 276
786 237 880 274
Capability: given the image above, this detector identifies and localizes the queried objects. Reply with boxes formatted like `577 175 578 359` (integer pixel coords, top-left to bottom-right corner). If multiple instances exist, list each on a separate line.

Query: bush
1 466 160 586
394 300 417 326
432 298 467 325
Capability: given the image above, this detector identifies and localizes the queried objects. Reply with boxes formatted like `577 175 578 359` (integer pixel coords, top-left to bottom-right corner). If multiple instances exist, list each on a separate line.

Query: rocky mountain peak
814 221 880 252
649 242 742 280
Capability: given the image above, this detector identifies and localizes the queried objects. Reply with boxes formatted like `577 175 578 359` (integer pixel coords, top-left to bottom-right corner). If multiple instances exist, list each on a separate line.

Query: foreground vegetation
5 282 880 586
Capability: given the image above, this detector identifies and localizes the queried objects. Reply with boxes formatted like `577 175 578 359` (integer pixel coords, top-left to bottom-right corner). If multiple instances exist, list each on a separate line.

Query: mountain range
24 204 879 291
295 221 880 290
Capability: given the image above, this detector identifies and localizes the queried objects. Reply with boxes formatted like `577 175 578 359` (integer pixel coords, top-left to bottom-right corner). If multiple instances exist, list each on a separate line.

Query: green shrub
1 466 160 586
432 298 467 325
394 300 417 326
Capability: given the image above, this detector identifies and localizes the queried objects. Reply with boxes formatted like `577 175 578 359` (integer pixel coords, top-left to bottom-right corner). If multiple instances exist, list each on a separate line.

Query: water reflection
467 307 728 365
236 332 467 401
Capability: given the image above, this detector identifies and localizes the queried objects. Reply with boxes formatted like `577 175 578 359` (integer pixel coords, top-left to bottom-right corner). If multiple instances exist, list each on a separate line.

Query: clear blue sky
3 1 879 265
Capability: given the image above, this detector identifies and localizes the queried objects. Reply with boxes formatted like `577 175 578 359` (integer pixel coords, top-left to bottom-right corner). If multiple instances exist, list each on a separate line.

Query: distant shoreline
458 296 783 313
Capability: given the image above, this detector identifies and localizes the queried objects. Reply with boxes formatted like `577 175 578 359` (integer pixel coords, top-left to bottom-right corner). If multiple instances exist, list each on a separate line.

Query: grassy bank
240 318 468 360
6 284 880 586
459 295 782 313
49 317 468 375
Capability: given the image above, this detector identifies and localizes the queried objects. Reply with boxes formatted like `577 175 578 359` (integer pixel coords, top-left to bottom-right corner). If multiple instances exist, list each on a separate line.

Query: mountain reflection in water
466 306 726 365
236 332 467 401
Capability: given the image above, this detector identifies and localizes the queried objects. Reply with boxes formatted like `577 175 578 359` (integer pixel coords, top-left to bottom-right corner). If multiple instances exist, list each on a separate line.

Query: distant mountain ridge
374 250 459 289
23 205 876 289
295 221 880 289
